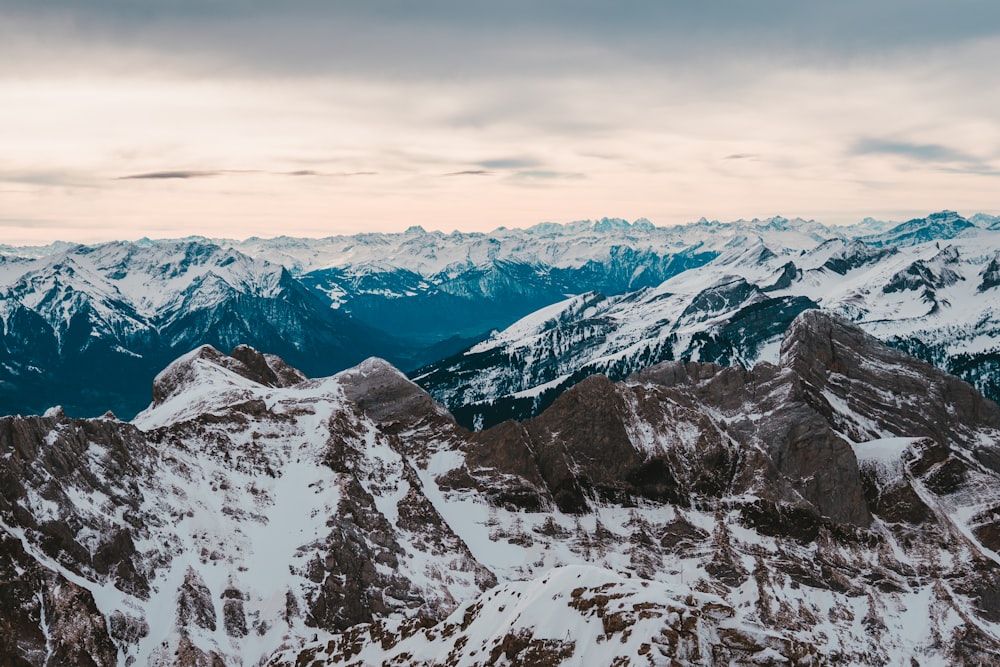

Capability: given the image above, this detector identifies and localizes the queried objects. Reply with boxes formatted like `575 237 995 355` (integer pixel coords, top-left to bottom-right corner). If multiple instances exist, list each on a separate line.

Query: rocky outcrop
883 257 962 294
822 240 897 275
177 568 216 633
228 344 305 387
0 533 117 667
763 260 799 291
151 344 305 406
338 357 450 431
783 309 1000 445
979 252 1000 292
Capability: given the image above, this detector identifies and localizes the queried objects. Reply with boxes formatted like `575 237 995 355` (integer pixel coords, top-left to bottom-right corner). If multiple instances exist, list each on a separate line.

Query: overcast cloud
1 1 998 242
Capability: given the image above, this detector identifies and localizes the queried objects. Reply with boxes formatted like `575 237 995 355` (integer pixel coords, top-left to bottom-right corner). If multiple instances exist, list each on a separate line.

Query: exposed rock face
0 533 118 667
883 246 962 295
763 260 799 290
783 309 1000 444
821 239 897 274
228 344 306 388
980 251 1000 292
337 357 450 430
178 568 217 632
465 317 875 530
4 318 1000 665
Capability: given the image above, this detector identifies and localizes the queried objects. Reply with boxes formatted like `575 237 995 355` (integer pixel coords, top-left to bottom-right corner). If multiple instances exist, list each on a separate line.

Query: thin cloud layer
852 139 978 164
119 170 221 180
851 139 997 175
117 169 378 180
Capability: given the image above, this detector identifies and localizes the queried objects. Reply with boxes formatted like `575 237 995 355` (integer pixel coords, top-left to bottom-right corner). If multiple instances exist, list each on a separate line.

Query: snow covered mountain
229 216 836 276
416 212 1000 429
4 311 1000 665
227 216 837 345
0 240 400 418
0 216 839 419
861 209 977 247
2 210 996 423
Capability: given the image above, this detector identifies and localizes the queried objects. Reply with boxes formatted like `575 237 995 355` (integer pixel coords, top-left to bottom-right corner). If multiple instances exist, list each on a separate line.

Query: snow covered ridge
225 215 840 276
415 213 1000 428
267 565 820 666
5 311 1000 665
5 210 993 274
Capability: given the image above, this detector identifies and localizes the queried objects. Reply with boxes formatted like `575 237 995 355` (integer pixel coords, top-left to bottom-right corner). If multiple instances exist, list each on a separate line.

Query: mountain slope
1 347 493 666
268 565 824 666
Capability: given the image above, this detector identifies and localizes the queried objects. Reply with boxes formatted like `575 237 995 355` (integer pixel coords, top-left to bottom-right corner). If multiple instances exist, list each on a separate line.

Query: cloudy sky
2 1 999 243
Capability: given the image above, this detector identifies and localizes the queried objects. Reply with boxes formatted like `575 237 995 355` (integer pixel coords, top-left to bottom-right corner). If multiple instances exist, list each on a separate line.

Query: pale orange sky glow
2 2 999 244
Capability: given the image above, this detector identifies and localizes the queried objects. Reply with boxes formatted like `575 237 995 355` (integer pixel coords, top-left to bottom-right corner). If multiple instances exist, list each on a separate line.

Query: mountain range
5 210 1000 665
3 211 1000 422
414 210 1000 428
3 311 1000 664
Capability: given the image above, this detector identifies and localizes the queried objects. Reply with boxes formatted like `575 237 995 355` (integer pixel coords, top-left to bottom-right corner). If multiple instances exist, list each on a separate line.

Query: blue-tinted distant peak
867 210 974 247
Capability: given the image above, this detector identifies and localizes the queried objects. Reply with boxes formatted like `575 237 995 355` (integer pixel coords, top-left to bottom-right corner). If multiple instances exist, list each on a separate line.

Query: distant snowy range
5 210 1000 665
1 210 999 421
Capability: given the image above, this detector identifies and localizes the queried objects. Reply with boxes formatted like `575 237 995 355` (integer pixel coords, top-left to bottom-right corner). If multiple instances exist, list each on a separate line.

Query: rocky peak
337 357 451 429
822 239 896 275
149 344 227 406
229 344 306 388
932 244 961 263
780 310 1000 442
150 344 306 407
